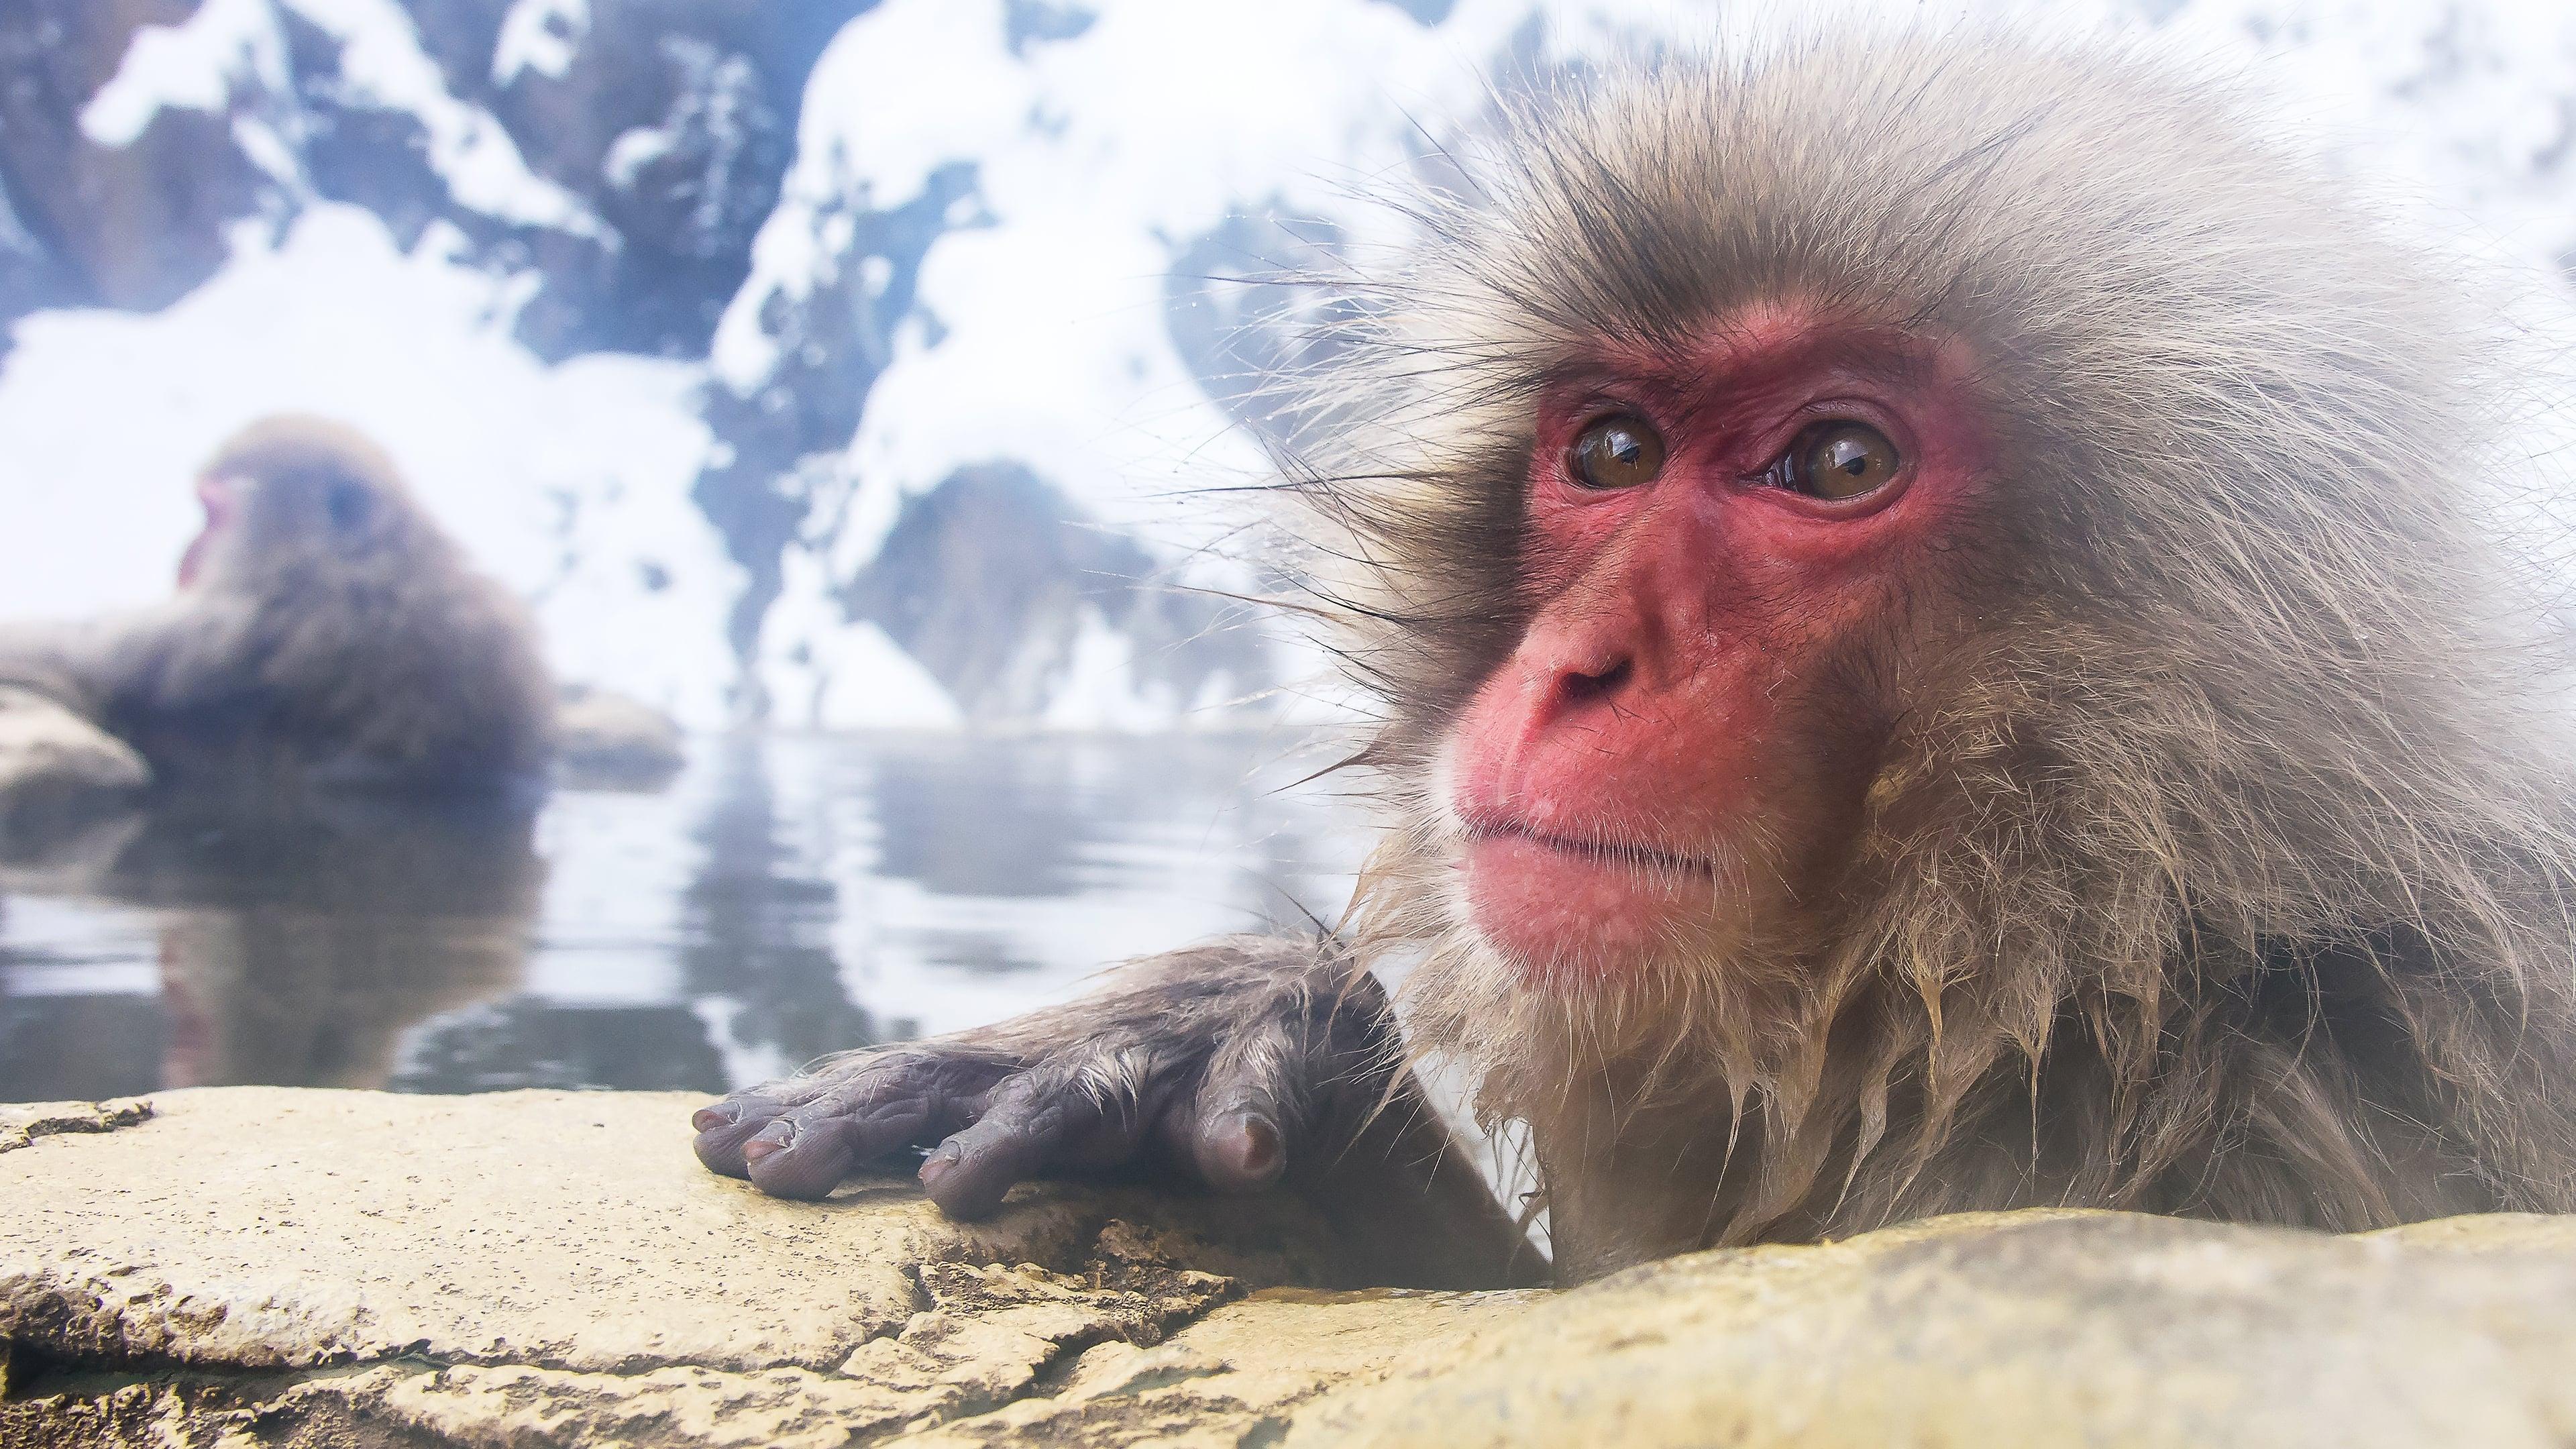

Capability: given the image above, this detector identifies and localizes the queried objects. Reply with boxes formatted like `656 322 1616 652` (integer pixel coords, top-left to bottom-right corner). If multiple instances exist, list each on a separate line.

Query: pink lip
1456 815 1721 981
1456 811 1716 878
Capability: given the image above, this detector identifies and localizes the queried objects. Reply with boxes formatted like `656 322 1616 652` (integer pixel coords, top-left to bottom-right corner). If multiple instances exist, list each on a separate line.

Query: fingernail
919 1142 961 1185
743 1121 794 1159
692 1105 738 1131
1230 1112 1283 1178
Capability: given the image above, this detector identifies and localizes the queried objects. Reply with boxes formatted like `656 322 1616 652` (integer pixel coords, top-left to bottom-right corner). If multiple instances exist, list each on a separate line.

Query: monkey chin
1457 829 1732 989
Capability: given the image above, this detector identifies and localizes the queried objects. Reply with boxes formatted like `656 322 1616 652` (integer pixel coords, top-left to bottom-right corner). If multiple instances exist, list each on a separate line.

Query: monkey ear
325 480 376 535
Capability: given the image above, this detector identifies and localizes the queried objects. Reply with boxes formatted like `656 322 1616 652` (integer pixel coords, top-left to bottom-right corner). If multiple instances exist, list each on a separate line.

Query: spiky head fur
1279 32 2576 1246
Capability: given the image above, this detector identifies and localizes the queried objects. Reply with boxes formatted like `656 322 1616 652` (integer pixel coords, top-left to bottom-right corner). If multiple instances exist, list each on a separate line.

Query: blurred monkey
0 417 555 800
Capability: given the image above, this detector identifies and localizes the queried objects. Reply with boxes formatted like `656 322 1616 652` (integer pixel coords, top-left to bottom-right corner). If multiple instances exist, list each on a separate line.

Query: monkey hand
689 937 1394 1216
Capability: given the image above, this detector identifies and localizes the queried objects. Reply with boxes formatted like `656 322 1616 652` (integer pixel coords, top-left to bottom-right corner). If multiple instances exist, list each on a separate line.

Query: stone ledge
5 1087 2576 1447
0 1099 151 1155
1293 1209 2576 1449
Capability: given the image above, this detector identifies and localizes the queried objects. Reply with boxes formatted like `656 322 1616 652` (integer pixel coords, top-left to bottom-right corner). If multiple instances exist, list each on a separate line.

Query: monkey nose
1512 639 1640 738
1511 600 1648 705
1554 655 1633 707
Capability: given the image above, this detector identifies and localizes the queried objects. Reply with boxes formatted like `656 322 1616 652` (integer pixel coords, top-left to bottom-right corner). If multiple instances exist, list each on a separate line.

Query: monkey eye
1568 415 1666 490
1771 420 1900 500
325 482 374 534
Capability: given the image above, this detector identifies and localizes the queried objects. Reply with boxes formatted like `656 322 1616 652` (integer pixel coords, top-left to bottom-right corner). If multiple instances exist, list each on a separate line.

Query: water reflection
0 733 1363 1102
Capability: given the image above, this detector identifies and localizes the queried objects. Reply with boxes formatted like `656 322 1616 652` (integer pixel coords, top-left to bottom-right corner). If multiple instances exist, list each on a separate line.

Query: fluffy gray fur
1287 31 2576 1254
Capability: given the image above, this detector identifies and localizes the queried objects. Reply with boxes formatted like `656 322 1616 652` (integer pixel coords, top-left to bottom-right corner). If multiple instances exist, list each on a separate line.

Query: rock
7 1087 2576 1447
0 686 148 849
895 1286 1539 1448
1289 1209 2576 1449
0 1097 149 1155
0 1087 1428 1447
844 463 1264 726
554 683 687 788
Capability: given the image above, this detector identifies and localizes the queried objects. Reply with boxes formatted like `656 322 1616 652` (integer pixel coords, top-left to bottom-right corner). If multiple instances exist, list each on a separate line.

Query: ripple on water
0 733 1365 1102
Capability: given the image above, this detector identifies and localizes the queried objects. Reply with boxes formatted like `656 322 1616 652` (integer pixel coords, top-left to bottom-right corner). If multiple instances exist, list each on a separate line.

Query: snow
712 0 1563 721
285 0 610 238
79 0 288 148
23 0 2576 733
1040 610 1191 733
0 205 739 724
756 564 967 730
745 0 1491 535
82 0 606 240
492 0 590 85
602 125 676 191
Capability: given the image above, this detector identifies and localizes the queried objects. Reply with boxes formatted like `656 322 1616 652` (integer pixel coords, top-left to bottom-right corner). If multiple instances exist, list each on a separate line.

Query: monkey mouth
1453 812 1727 979
1455 813 1717 879
177 475 235 588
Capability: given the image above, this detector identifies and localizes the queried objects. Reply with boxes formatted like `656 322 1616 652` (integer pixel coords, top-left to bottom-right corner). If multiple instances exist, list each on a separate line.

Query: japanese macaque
0 417 556 800
696 35 2576 1285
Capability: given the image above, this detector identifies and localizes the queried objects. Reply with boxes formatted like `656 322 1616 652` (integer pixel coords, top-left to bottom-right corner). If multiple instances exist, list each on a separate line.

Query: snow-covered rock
553 682 686 787
0 0 2569 729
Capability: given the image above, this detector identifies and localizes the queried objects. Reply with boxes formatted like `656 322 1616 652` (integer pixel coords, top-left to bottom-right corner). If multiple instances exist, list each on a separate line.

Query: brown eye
1569 415 1665 490
1777 421 1900 500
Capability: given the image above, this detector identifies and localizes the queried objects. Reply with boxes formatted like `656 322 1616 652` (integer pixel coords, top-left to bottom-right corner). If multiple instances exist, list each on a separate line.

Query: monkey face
178 464 410 590
176 417 425 593
1439 301 1992 985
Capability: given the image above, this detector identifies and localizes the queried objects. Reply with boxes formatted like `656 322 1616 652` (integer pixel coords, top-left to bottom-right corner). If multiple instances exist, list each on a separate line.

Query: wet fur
1279 34 2576 1256
0 417 555 796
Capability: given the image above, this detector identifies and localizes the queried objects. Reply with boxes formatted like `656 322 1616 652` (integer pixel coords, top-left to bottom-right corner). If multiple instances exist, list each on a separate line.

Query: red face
1444 303 1992 983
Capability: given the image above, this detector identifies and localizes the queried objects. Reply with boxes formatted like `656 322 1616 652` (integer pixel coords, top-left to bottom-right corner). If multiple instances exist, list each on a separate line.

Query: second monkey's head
181 415 453 594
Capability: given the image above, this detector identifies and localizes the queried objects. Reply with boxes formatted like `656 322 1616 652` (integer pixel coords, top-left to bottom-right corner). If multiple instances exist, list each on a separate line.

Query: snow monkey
695 34 2576 1285
0 417 555 799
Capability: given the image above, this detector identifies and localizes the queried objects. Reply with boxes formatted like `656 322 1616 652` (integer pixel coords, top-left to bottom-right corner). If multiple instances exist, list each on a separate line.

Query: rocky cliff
0 1 2569 727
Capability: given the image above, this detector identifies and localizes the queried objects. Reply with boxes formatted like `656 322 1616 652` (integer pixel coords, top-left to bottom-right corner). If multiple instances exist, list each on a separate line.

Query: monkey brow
1532 327 1945 413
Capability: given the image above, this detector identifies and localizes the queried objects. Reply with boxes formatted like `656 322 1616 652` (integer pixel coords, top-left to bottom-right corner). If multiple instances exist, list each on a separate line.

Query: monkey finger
1170 1041 1302 1194
741 1097 949 1200
918 1073 1118 1220
740 1065 995 1199
692 1092 790 1179
1186 1107 1288 1193
695 1079 881 1181
741 1114 871 1200
690 1065 868 1172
